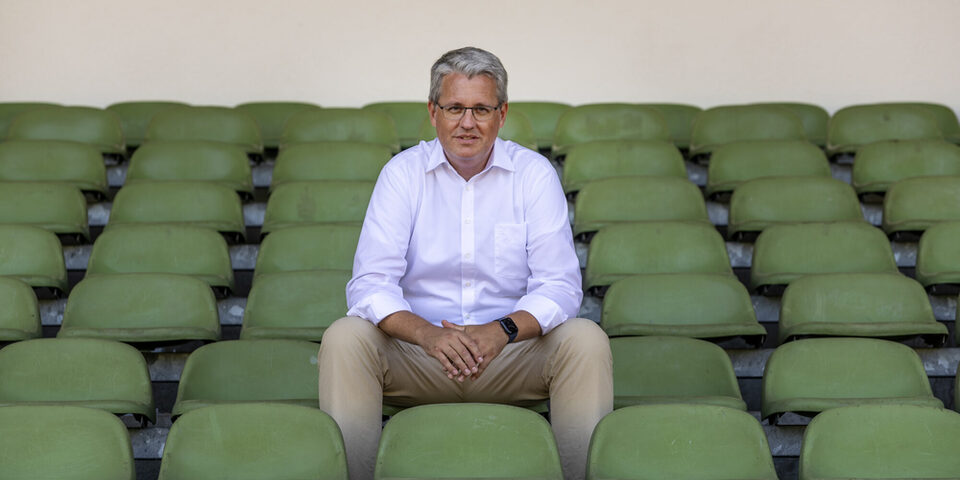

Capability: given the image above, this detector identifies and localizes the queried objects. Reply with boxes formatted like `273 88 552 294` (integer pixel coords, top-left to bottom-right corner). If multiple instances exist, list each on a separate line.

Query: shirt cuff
346 292 412 325
514 294 567 335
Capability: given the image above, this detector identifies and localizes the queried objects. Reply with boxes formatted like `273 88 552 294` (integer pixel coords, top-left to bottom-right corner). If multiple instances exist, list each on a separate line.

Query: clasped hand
417 320 508 382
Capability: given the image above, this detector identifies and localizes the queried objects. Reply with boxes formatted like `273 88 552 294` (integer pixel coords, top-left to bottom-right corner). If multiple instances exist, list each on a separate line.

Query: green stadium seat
0 405 135 480
171 339 321 416
585 222 732 293
235 101 320 150
705 139 830 199
59 273 220 343
0 182 89 242
552 104 670 158
573 176 709 238
639 103 702 150
107 181 245 242
0 102 58 138
761 338 940 423
561 140 687 195
272 142 390 190
126 140 253 196
602 273 764 344
779 273 946 344
86 224 233 296
375 403 562 480
799 405 960 480
508 101 571 151
828 104 943 157
0 277 40 341
145 106 263 155
610 336 746 410
915 221 960 291
362 101 427 149
5 106 125 155
0 140 108 197
0 338 155 422
882 175 960 237
689 105 806 160
750 222 898 294
241 270 349 340
0 225 68 295
106 101 188 149
281 108 400 153
261 180 373 235
254 224 360 276
885 102 960 144
752 102 830 147
586 404 777 480
415 110 538 150
852 139 960 199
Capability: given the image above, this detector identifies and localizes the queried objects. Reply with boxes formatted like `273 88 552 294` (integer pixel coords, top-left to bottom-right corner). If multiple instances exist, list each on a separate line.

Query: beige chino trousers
317 316 613 480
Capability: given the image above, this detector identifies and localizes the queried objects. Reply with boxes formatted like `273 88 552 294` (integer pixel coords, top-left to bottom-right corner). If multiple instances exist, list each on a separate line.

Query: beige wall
1 0 957 113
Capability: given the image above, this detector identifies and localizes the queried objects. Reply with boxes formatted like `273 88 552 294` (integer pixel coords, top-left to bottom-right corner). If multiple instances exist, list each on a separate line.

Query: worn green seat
573 176 708 237
761 337 940 422
376 403 562 480
0 140 108 197
587 404 777 480
852 139 960 199
6 106 125 155
87 224 233 295
509 101 571 150
883 175 960 236
0 405 135 480
0 225 67 294
552 104 670 158
885 102 960 144
145 106 263 155
610 336 746 410
603 273 765 344
828 104 943 157
235 101 320 150
241 270 349 341
915 221 960 290
0 338 155 422
362 101 427 149
262 180 373 235
799 404 960 480
107 181 245 242
639 103 702 150
272 141 391 190
689 105 806 160
585 222 732 293
106 101 188 149
282 108 400 153
415 110 538 150
0 182 89 241
172 339 321 416
0 277 40 341
254 224 360 276
706 139 830 199
752 102 830 147
562 140 687 195
0 102 58 138
59 273 219 343
750 222 898 294
126 140 253 196
779 273 946 344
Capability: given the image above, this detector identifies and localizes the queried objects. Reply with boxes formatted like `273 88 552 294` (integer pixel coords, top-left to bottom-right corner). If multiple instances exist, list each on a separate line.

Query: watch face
500 317 518 336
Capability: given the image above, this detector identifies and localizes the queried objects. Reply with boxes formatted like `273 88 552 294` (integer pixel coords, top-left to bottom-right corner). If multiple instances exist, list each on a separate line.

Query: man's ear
427 101 438 128
498 102 508 128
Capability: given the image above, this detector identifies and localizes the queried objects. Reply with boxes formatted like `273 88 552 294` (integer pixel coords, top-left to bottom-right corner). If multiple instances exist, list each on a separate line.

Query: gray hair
429 47 508 105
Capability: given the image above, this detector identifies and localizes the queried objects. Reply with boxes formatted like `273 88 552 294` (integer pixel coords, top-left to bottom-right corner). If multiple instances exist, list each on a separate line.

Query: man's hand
444 320 509 380
415 322 483 382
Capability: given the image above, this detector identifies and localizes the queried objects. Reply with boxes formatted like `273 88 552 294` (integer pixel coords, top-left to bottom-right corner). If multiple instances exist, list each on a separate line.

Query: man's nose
458 109 478 128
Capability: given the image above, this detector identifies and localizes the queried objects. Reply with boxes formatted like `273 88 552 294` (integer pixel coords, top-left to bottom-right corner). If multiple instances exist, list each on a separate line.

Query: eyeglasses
435 103 502 121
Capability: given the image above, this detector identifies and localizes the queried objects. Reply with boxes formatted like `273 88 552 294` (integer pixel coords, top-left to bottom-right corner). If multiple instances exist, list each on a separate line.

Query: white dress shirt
346 137 582 334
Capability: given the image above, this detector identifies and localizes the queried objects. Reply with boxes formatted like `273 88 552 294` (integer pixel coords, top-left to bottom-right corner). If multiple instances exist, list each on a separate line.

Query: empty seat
915 221 960 291
752 102 830 147
171 339 321 416
0 101 58 137
552 104 670 158
362 101 428 149
145 106 263 155
586 404 777 480
689 105 806 159
107 181 245 242
415 110 538 150
0 140 108 197
0 338 155 422
0 277 40 341
0 225 68 294
0 182 89 241
375 403 562 480
828 104 943 157
779 273 946 344
761 337 940 422
610 336 746 410
508 101 571 151
106 101 188 149
5 106 125 155
852 139 960 199
639 103 702 150
241 270 350 340
728 177 864 240
272 141 391 189
561 140 687 195
886 102 960 144
799 404 960 480
59 273 220 343
254 224 360 276
573 176 709 238
750 222 898 294
126 140 253 196
281 108 400 153
0 405 135 480
261 180 373 235
235 101 320 150
705 139 830 199
883 175 960 236
602 273 765 344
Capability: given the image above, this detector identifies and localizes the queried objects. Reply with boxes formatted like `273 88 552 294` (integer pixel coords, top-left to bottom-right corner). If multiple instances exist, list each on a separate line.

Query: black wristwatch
497 316 519 343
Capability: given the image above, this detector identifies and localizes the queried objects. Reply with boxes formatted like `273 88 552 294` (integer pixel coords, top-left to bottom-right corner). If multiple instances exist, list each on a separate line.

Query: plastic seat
552 104 670 158
561 140 687 195
235 101 320 150
0 225 68 294
241 270 350 340
750 222 898 294
799 404 960 480
573 176 709 238
0 101 58 137
602 273 765 344
0 277 40 341
779 273 946 344
375 403 562 480
0 182 89 241
508 101 571 150
828 104 943 157
362 101 428 149
586 404 777 480
0 140 108 197
852 139 960 199
752 102 830 147
86 224 233 295
107 181 245 242
261 180 374 235
0 338 155 422
610 336 746 410
585 222 732 293
415 110 538 150
126 140 253 196
638 103 702 150
106 101 188 149
254 224 360 276
761 337 940 422
281 108 400 153
5 106 125 155
883 175 960 236
59 273 220 343
171 339 321 416
705 139 830 199
689 105 806 159
145 106 263 155
0 405 135 480
272 141 391 189
885 101 960 144
915 221 960 291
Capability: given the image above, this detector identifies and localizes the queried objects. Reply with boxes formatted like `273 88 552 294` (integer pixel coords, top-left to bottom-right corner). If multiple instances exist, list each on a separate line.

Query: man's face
428 72 507 178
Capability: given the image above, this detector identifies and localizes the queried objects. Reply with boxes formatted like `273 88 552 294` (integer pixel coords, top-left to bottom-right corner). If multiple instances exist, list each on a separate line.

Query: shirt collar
425 137 516 175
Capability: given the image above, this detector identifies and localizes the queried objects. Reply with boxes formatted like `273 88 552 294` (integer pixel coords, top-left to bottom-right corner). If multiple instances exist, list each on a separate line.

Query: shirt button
465 218 472 224
466 185 472 192
465 281 472 287
465 313 471 319
464 252 472 259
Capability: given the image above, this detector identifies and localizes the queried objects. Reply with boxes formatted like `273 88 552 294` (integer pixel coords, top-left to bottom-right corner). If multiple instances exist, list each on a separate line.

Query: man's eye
446 106 464 114
474 107 492 116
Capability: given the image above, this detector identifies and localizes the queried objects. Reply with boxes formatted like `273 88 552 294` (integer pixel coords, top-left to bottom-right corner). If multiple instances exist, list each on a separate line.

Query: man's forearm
378 310 436 345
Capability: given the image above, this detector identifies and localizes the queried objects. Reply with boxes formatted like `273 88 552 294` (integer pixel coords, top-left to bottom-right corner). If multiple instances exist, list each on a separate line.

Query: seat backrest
852 139 960 196
235 101 320 149
0 277 40 341
362 101 428 149
106 101 188 148
107 181 245 239
6 106 125 154
0 140 108 196
0 102 59 138
828 104 943 156
562 140 687 194
0 181 89 240
883 102 960 143
0 224 67 293
883 175 960 235
638 103 703 149
706 139 830 198
552 104 670 157
573 176 708 237
281 108 400 153
261 180 374 235
272 141 391 189
915 220 960 288
254 224 360 275
145 106 263 154
126 140 253 195
750 102 829 146
508 101 571 150
689 105 806 158
241 270 350 341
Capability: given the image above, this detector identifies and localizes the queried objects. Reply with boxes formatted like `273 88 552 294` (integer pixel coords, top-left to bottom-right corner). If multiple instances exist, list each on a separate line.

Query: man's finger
448 337 479 372
441 319 465 331
441 345 471 381
431 349 459 378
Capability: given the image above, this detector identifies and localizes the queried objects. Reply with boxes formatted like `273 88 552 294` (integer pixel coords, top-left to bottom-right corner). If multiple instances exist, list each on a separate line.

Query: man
318 46 612 480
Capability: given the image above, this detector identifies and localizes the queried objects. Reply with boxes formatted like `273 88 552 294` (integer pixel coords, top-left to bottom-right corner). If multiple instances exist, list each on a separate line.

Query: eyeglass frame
433 103 503 121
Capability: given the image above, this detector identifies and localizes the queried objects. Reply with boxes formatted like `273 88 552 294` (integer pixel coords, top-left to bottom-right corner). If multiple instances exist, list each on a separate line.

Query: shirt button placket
461 182 476 323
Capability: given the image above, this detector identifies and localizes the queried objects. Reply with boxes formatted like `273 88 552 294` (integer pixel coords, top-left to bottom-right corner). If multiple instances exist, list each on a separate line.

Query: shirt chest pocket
494 223 529 279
